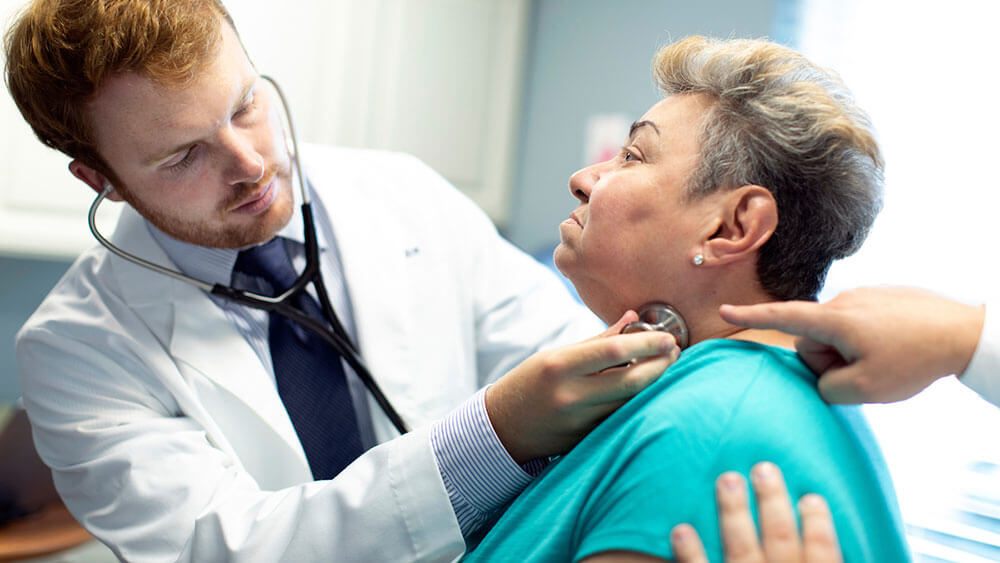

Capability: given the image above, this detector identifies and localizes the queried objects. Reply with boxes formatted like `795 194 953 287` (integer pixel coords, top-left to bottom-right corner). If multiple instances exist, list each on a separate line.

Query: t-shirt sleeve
572 432 710 560
573 352 771 561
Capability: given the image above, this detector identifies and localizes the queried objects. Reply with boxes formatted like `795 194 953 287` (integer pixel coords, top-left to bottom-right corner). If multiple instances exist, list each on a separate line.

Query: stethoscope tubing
87 75 410 436
210 203 409 434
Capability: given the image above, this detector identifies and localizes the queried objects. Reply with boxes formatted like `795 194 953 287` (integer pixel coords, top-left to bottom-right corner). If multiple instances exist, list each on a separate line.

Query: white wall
0 0 529 260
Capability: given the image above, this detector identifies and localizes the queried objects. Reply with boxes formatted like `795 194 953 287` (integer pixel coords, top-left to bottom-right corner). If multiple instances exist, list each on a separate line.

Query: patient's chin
552 244 575 277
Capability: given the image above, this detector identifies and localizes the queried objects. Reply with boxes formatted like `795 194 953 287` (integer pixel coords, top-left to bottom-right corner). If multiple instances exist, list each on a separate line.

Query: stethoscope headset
621 303 689 349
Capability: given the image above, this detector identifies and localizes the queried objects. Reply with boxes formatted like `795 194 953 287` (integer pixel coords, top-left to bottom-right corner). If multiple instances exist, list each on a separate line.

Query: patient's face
554 93 714 323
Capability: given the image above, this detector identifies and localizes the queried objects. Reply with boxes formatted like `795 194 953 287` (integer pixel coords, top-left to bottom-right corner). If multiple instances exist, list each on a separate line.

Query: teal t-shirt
464 339 908 562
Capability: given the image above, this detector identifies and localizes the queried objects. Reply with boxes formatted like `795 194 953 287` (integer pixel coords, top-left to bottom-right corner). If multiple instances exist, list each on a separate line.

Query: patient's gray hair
654 36 883 301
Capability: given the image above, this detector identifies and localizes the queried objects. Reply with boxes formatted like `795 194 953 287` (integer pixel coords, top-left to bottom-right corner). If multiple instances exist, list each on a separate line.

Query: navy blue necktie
232 237 363 479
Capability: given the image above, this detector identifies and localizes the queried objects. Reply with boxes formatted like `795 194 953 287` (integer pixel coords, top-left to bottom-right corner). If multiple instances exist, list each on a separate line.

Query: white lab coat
17 146 600 562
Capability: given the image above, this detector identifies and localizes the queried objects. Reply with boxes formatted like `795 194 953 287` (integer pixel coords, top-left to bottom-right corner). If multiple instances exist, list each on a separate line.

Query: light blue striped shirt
146 186 539 537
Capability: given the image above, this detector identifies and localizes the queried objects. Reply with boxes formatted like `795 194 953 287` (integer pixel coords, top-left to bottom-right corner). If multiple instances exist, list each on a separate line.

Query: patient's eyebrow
629 120 661 139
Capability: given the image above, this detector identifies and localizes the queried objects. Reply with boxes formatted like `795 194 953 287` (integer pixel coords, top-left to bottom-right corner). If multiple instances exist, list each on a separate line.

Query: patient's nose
568 164 598 203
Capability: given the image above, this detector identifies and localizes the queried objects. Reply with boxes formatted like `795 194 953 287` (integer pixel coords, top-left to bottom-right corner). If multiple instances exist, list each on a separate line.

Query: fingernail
719 472 742 492
752 461 777 483
671 524 693 545
661 333 679 352
799 493 824 510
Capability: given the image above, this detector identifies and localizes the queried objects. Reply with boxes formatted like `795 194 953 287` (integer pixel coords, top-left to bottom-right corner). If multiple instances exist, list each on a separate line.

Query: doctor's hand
672 462 842 563
486 310 679 464
719 287 985 404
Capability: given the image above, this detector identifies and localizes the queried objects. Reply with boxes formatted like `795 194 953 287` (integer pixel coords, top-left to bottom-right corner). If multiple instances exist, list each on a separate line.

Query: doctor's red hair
4 0 236 184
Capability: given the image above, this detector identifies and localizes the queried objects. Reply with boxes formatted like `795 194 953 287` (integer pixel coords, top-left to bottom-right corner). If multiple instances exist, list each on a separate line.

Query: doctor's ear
701 185 777 266
69 159 124 202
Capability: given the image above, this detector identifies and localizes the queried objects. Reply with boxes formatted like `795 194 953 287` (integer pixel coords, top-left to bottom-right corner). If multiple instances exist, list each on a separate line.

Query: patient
465 36 909 561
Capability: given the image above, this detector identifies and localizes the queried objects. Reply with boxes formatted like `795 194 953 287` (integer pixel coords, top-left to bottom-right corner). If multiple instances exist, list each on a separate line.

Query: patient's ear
69 160 124 202
701 185 777 266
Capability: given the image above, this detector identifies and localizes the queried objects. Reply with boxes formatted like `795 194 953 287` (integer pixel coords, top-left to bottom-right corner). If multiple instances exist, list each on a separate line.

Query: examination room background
0 0 777 402
2 0 999 561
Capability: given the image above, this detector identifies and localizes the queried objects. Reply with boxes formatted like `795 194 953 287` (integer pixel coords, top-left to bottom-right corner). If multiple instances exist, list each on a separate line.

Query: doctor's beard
115 165 296 249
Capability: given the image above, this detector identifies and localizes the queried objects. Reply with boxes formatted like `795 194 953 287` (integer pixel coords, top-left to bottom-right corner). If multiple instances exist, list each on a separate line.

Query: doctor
6 0 677 560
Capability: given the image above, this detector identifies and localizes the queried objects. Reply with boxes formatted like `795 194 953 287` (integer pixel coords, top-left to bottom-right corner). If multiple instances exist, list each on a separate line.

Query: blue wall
0 256 71 402
506 0 779 255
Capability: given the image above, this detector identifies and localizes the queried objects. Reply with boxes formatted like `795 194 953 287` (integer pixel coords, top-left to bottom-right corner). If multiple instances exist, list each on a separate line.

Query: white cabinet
0 100 120 259
0 0 121 259
0 0 529 258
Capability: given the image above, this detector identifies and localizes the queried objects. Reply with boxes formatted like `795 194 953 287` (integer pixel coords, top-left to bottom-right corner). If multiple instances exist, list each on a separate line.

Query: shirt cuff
430 386 546 538
961 303 1000 408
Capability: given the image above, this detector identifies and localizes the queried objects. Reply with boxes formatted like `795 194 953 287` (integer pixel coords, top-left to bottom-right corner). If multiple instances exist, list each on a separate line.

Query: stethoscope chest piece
621 303 690 349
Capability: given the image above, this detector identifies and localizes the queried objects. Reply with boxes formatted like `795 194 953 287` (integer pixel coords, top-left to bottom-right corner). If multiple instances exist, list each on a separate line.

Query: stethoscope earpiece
621 302 690 349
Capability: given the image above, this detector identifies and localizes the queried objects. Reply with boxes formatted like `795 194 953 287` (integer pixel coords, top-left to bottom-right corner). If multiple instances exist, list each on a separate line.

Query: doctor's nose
222 129 265 185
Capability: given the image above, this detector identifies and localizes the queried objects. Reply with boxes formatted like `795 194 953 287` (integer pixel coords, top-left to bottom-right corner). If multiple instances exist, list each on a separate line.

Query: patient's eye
622 147 640 163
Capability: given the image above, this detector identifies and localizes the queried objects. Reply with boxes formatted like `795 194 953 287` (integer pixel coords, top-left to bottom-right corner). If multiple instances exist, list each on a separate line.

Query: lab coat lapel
108 207 309 473
167 293 305 459
315 169 420 434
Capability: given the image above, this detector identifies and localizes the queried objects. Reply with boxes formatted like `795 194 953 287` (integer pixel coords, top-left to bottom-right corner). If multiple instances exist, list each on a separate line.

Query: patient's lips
559 209 584 244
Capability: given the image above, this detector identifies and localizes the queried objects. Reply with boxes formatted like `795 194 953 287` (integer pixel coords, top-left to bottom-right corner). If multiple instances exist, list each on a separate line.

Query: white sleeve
960 303 1000 408
17 328 463 563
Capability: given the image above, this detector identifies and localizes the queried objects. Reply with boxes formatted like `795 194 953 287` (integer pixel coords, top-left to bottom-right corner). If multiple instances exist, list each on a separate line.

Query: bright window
789 0 1000 559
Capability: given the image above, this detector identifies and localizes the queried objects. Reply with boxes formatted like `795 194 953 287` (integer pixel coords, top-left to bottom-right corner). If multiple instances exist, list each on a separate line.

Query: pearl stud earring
693 254 704 266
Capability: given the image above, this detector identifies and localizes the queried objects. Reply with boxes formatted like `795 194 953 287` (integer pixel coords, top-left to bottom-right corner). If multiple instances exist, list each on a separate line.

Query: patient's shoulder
601 339 831 457
638 339 816 411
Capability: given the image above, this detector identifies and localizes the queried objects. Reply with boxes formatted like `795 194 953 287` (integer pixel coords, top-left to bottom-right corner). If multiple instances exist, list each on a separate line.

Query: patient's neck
683 296 797 350
726 328 797 349
688 319 795 350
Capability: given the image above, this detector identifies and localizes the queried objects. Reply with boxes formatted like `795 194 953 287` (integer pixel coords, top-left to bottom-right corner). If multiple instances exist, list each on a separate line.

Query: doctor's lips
230 175 279 215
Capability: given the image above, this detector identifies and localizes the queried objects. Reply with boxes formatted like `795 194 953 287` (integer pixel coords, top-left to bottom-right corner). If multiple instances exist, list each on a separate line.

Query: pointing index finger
719 302 839 342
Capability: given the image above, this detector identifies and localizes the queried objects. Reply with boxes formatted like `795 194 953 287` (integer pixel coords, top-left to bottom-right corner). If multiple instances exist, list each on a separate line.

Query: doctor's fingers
714 471 768 563
670 523 709 563
798 495 842 563
552 331 678 378
668 472 767 563
750 462 802 561
791 336 850 378
576 352 677 405
719 302 850 347
588 310 640 341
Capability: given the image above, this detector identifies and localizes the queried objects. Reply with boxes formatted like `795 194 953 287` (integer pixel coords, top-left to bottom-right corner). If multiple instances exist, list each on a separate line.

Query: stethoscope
87 75 691 437
622 303 690 349
87 75 410 435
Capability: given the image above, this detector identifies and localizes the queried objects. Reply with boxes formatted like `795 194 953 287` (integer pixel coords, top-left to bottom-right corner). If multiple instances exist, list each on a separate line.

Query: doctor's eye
234 91 257 119
166 146 199 173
